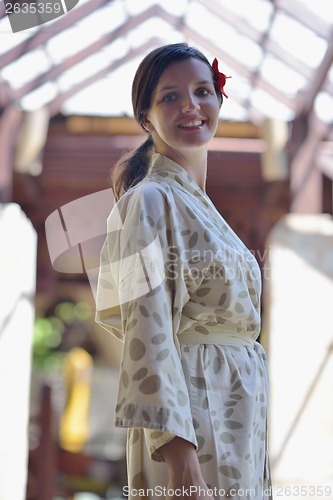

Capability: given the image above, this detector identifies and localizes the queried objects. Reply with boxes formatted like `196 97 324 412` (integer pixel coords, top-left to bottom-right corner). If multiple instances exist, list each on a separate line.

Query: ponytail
111 135 154 201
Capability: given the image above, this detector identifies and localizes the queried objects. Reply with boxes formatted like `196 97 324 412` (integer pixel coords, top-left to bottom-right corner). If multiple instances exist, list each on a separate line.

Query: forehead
156 58 213 88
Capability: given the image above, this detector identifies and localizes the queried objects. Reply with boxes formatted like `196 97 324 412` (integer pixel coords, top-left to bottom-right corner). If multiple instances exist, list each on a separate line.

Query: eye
196 88 210 96
162 93 178 103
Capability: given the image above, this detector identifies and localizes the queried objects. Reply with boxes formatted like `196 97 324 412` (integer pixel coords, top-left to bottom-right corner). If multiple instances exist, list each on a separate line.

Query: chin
179 135 214 148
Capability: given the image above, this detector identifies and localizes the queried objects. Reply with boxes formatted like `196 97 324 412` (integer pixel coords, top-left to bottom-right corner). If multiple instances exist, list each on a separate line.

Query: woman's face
144 58 221 156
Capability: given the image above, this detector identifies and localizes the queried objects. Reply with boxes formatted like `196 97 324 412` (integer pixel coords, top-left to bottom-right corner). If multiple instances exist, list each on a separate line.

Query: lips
178 119 205 128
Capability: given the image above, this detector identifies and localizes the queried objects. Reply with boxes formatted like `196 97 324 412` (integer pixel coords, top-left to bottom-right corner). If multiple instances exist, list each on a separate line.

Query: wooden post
36 385 56 500
289 114 327 213
0 105 21 202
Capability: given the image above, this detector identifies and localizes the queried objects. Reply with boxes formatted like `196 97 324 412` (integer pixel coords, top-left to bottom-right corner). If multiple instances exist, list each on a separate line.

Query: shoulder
132 177 171 200
107 180 177 254
107 179 172 231
119 178 173 214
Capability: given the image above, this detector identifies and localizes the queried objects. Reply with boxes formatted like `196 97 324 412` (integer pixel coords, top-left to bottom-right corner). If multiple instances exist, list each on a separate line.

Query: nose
181 92 200 113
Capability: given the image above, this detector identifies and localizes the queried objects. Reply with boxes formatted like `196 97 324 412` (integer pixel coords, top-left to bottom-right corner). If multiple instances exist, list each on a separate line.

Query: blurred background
0 0 332 499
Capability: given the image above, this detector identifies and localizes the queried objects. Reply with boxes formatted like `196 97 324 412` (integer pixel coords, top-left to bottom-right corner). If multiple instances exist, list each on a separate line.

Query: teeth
179 120 203 128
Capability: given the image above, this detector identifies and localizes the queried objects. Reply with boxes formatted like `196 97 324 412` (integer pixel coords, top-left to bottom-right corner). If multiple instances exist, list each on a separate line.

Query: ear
141 113 155 133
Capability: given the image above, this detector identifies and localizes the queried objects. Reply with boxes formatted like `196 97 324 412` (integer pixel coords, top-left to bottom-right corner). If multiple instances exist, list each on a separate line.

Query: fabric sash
178 327 255 348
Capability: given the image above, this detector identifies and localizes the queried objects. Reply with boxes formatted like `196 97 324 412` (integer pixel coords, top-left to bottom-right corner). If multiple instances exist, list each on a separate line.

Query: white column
264 214 333 497
0 203 37 500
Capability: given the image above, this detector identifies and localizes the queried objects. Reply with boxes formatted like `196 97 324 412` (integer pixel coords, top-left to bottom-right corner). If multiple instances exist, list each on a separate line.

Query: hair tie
212 58 231 98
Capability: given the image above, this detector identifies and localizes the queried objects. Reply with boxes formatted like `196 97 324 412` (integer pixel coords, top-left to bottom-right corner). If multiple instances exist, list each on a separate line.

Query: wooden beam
317 154 333 180
296 29 333 115
199 0 313 80
66 115 144 136
0 80 14 108
48 38 165 116
199 0 333 108
32 2 293 117
316 130 333 180
0 0 112 70
36 385 56 500
159 8 295 110
65 115 261 138
0 2 6 19
277 0 332 39
0 106 22 202
7 5 162 105
290 115 328 212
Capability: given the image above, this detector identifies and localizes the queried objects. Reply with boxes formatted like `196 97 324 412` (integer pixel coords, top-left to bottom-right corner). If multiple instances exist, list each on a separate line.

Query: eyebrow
158 80 213 92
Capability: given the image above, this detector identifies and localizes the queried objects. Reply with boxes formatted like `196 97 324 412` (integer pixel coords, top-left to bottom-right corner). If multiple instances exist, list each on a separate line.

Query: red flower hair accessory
212 58 231 98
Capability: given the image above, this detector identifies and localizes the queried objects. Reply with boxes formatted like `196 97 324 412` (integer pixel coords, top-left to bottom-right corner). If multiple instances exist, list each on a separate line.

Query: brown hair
111 43 223 201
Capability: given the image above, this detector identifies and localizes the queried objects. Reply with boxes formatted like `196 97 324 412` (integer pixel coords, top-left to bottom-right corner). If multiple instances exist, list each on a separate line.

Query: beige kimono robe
96 153 271 499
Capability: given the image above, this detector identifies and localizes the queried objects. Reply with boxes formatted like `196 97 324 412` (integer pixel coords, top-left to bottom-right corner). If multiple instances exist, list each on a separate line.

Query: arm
96 184 197 453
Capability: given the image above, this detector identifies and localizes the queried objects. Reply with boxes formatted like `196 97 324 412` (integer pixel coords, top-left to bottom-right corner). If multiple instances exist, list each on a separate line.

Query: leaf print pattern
96 153 271 499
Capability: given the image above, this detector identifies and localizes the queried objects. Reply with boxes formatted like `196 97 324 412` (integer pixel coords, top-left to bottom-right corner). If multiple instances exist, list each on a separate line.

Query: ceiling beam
2 2 328 124
0 79 14 108
1 2 263 121
199 0 333 102
43 5 286 120
295 28 333 116
290 114 330 212
6 5 162 105
0 2 6 19
48 38 165 117
10 3 295 116
4 2 259 120
0 0 112 70
276 0 332 40
159 8 295 110
199 0 313 80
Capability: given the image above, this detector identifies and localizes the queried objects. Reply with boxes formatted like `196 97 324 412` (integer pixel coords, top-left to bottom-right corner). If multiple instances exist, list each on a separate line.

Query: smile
178 120 204 128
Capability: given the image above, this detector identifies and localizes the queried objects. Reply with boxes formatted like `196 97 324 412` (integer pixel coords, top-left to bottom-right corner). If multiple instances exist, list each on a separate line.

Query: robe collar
150 153 210 208
149 154 260 290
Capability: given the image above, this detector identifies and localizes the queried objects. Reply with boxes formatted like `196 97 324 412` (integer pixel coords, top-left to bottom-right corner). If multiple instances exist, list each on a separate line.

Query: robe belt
178 327 255 348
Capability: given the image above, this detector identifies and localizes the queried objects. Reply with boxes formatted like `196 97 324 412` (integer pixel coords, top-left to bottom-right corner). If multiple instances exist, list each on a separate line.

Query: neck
155 145 208 192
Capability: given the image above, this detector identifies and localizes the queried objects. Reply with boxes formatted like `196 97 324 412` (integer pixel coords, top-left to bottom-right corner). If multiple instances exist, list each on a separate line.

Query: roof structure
0 0 333 210
0 0 332 126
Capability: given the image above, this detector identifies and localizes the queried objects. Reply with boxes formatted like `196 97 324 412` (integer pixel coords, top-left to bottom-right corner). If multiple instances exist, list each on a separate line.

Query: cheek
211 103 221 123
203 96 219 112
151 111 174 134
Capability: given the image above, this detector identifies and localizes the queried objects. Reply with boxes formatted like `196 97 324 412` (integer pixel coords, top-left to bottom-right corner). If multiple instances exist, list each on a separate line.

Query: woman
96 43 271 500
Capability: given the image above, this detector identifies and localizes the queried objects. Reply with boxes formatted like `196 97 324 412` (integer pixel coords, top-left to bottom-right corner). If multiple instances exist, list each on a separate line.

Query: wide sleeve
95 182 198 461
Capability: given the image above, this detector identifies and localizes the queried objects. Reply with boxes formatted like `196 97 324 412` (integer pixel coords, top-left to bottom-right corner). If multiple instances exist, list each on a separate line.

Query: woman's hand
159 437 214 500
165 476 214 500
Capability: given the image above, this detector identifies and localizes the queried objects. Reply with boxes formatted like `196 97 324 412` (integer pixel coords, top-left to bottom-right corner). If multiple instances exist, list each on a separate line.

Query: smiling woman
96 43 271 500
142 57 221 179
